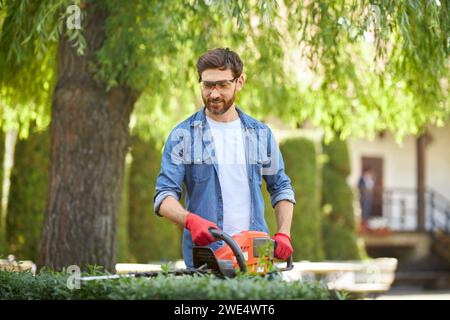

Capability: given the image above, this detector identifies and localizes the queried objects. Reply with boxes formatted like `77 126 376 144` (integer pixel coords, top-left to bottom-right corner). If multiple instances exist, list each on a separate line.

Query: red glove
185 212 220 246
272 232 293 260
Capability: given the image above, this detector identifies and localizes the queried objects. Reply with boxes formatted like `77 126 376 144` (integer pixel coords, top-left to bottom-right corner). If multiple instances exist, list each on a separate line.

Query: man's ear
236 74 245 91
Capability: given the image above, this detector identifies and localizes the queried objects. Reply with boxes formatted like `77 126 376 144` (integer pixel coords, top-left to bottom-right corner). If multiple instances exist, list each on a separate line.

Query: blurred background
0 0 448 299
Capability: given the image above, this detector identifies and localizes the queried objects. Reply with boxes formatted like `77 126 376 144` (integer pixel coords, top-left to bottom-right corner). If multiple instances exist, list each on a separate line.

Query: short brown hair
196 48 243 81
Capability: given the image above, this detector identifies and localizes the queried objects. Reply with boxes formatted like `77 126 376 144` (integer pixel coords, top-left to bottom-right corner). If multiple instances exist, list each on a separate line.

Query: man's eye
217 81 229 88
204 82 215 88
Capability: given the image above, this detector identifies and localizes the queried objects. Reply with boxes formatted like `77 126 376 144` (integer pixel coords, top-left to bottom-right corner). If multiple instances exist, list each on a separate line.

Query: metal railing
428 189 450 234
381 188 450 233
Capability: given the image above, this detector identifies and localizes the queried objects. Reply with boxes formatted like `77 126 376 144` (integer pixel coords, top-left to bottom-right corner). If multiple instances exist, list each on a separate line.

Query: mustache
208 98 224 103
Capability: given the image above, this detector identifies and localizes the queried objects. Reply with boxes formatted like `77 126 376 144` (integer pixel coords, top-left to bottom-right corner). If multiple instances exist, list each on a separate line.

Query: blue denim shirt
153 106 296 268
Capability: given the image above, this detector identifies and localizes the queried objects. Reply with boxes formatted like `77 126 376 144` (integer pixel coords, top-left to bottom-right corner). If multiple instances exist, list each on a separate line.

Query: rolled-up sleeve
153 129 186 216
263 130 296 208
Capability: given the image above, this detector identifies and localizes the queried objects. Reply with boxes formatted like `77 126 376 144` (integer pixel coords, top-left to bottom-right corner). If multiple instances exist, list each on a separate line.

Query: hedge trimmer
80 228 293 282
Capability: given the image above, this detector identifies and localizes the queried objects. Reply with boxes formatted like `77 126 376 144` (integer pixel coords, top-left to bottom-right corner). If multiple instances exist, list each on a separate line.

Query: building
271 120 450 288
348 124 450 232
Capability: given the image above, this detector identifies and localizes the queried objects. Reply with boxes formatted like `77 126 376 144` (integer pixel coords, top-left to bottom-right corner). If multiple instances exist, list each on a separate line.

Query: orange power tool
193 228 293 278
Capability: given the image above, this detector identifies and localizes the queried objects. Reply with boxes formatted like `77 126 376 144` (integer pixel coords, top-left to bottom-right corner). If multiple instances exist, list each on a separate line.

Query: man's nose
209 88 220 98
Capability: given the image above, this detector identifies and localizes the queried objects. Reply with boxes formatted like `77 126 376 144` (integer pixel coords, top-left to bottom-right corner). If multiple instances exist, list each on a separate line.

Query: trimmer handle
273 240 294 271
208 228 247 273
277 255 294 272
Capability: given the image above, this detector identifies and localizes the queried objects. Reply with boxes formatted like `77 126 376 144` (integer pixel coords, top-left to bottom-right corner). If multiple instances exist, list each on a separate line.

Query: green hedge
264 137 324 262
6 128 49 260
0 269 342 300
0 131 5 254
0 131 4 217
321 139 361 260
116 151 131 262
127 136 182 263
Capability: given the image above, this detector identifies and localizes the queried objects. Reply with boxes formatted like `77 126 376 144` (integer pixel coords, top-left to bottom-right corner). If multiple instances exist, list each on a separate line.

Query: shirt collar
190 106 256 129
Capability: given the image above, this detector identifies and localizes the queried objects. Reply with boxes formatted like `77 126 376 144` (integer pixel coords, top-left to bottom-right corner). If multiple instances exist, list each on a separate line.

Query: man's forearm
274 200 294 236
158 195 189 227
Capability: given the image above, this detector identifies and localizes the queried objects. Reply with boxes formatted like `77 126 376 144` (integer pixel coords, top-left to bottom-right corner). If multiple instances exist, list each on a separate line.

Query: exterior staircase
362 187 450 289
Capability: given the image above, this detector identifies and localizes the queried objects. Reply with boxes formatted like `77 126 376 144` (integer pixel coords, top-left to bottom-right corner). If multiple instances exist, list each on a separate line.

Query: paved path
374 286 450 300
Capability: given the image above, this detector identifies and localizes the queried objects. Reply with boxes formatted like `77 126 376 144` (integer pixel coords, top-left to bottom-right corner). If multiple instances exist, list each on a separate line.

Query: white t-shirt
206 116 251 235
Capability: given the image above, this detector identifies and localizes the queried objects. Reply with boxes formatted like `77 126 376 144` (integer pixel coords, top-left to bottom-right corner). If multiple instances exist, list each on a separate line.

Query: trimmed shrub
264 137 324 261
116 152 131 262
262 180 277 235
128 136 182 263
0 130 3 220
322 138 351 176
0 269 340 300
6 128 49 261
321 139 361 260
0 131 5 254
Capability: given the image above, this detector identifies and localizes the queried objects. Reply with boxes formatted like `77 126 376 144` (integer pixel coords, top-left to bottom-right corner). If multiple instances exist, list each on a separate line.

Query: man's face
200 68 244 116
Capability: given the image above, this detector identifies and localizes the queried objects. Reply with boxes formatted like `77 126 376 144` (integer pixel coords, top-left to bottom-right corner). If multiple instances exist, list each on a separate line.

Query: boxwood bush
0 269 344 300
127 136 182 263
5 127 49 261
279 138 324 262
321 139 361 260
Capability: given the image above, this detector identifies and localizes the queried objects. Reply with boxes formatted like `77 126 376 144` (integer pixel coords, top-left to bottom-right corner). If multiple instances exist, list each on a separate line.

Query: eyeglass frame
198 76 240 92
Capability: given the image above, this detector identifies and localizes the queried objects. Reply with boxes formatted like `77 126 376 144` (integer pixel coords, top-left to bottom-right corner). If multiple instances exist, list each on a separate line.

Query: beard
203 91 236 116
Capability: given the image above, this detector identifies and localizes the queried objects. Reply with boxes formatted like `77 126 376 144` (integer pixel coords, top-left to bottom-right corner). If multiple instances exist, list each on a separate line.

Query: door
361 157 384 217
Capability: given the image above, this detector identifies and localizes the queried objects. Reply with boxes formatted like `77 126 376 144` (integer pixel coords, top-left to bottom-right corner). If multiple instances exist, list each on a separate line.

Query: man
358 167 376 228
153 48 296 268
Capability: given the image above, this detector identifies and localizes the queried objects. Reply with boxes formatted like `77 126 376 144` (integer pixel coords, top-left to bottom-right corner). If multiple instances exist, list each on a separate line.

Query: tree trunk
37 4 139 271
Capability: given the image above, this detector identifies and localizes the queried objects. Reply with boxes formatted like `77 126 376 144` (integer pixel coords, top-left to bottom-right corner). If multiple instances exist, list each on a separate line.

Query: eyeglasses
199 77 239 92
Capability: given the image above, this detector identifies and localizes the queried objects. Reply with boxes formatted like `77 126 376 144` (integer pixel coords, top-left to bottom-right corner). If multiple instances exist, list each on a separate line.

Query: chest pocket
187 163 214 183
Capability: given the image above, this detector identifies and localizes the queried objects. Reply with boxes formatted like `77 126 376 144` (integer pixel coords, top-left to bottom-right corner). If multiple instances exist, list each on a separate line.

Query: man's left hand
272 232 293 260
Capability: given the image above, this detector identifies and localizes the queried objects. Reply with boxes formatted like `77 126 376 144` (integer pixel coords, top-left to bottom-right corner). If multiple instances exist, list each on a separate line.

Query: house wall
426 124 450 200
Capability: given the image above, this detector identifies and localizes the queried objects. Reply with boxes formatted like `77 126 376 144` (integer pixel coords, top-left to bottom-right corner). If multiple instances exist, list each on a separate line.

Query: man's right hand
185 212 220 246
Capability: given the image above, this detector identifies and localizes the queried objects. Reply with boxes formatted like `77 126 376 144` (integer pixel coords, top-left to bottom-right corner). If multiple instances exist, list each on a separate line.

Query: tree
37 4 141 271
0 0 279 270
